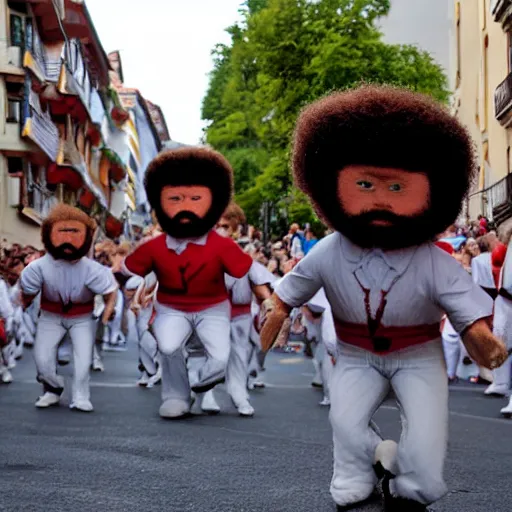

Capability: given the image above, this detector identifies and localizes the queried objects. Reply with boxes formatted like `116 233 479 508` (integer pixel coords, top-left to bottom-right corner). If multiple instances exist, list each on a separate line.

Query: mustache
355 210 405 224
56 243 78 252
172 211 201 223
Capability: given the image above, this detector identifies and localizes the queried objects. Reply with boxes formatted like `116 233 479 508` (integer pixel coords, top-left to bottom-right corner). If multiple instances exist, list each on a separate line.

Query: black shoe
383 496 428 512
335 492 380 511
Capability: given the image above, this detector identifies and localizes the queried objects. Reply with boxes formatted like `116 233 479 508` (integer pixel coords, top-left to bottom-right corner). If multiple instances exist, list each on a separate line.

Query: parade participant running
260 85 508 511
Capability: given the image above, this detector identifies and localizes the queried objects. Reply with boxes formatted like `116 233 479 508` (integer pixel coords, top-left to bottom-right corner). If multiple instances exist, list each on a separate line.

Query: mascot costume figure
260 85 509 511
122 147 253 419
20 204 118 412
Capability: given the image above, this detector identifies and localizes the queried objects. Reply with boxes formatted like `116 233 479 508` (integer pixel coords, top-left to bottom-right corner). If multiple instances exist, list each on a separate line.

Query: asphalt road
1 345 511 512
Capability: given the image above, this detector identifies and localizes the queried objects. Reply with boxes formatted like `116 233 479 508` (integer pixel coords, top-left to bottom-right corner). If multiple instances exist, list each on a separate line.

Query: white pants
103 290 124 344
491 296 512 390
330 340 448 507
313 340 334 399
441 319 460 379
137 306 158 376
152 300 231 403
34 311 96 403
226 313 253 406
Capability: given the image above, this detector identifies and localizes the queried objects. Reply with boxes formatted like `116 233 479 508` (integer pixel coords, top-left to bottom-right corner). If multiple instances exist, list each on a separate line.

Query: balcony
492 0 512 29
468 174 512 225
494 72 512 127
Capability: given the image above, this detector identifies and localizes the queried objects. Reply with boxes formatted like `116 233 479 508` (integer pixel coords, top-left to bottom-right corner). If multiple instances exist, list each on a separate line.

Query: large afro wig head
292 85 477 248
144 147 233 238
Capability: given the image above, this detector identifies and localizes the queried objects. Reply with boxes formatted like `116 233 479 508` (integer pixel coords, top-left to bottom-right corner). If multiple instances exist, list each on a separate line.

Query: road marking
278 358 306 365
379 404 511 424
12 380 512 423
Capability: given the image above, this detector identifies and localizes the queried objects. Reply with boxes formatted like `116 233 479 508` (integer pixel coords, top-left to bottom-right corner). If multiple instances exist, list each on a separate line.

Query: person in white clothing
489 238 512 415
19 204 118 412
128 273 162 388
260 86 508 511
0 277 14 384
301 287 336 406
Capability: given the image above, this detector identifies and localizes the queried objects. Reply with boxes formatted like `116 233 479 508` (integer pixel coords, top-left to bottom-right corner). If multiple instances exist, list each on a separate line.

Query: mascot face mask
145 147 233 240
42 204 96 261
160 185 213 239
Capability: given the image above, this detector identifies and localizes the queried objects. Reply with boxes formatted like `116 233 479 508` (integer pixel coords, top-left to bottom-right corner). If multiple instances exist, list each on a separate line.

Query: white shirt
225 261 276 305
20 254 117 304
0 279 13 320
165 233 208 255
276 232 493 335
471 252 494 289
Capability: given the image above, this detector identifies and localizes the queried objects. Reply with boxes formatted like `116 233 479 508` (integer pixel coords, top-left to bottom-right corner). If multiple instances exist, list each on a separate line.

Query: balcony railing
468 173 512 224
492 0 512 28
494 72 512 126
21 75 59 161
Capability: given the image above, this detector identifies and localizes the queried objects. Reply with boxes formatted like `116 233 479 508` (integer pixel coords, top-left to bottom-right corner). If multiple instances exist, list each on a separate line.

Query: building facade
454 0 512 226
378 0 455 89
0 0 171 247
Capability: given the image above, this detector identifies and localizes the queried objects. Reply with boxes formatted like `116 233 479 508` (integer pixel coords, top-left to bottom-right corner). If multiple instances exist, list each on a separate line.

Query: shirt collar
339 232 418 277
165 232 209 253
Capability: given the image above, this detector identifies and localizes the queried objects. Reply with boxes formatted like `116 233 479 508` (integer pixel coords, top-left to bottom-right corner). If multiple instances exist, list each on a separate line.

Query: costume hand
462 319 509 370
274 318 292 348
260 295 292 352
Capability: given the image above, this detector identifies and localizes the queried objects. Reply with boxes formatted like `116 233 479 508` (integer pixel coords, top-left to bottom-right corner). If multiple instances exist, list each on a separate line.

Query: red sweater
124 232 252 312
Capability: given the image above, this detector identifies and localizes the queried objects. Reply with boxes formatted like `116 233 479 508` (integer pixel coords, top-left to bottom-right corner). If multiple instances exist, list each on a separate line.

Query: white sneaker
146 367 162 388
70 400 94 412
484 383 508 396
159 399 190 419
501 396 512 418
1 369 13 384
201 391 221 414
137 372 150 387
92 359 104 372
253 379 265 389
237 401 255 417
319 397 330 406
35 392 60 408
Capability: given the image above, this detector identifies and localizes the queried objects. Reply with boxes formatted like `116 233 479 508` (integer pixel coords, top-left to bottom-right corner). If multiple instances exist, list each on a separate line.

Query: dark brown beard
335 208 437 250
154 208 218 239
43 229 93 261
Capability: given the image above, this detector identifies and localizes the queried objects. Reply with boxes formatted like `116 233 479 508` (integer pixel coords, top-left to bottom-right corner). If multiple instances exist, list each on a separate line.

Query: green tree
202 0 449 231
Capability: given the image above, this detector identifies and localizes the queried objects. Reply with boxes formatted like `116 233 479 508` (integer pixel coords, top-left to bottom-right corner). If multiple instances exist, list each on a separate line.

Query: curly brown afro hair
292 85 477 246
221 202 247 230
144 147 234 237
42 203 96 259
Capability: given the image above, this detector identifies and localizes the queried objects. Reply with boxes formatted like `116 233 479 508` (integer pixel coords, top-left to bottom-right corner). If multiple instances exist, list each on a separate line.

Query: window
5 81 24 123
456 2 461 88
7 157 23 176
8 7 32 52
6 99 21 123
508 33 512 73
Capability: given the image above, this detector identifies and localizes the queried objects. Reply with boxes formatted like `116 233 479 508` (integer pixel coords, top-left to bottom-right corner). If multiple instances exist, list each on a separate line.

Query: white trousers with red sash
330 339 448 506
34 311 96 404
152 300 231 404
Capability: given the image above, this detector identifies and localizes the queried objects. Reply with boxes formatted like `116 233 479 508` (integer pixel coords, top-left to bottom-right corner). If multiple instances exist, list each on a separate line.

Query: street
1 346 511 512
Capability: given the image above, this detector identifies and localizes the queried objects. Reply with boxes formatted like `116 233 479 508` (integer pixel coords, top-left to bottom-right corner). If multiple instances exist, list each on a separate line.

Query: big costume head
42 204 96 261
292 85 477 250
144 147 233 239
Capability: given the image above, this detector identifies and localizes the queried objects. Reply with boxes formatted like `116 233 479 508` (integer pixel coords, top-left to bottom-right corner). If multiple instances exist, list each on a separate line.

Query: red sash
0 319 7 348
334 319 441 354
231 303 251 319
40 298 94 317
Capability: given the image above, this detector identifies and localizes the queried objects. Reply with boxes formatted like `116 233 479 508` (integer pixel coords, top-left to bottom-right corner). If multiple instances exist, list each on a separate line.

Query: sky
85 0 244 145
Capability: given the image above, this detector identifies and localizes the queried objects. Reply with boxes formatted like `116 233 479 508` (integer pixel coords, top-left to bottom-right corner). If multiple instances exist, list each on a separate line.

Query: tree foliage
201 0 449 230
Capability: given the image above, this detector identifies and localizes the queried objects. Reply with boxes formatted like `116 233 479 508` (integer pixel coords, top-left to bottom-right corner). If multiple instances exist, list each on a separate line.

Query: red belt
40 298 94 317
231 303 251 319
334 319 441 354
